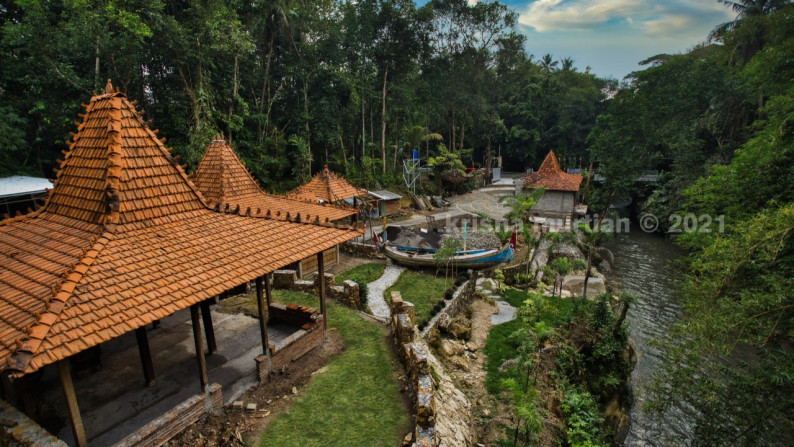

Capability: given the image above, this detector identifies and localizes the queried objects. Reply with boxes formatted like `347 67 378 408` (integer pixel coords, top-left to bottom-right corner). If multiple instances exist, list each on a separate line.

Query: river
604 228 695 446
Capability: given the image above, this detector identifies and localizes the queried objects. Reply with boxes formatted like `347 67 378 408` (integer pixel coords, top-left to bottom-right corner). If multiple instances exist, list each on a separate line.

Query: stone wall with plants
388 292 473 447
418 270 478 335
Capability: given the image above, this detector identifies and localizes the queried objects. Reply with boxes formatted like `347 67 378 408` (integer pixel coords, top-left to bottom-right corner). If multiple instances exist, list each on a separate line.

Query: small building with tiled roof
193 137 356 276
0 81 359 445
522 150 585 230
287 165 367 205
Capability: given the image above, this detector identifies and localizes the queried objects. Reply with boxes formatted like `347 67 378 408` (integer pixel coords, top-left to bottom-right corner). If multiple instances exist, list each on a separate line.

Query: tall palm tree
709 0 789 61
540 53 558 73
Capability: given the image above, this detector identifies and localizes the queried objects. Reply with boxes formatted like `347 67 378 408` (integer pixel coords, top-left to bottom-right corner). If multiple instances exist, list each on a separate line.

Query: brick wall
113 384 222 447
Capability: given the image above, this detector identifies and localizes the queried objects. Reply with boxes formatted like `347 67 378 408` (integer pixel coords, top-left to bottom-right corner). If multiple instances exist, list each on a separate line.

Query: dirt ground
165 329 346 447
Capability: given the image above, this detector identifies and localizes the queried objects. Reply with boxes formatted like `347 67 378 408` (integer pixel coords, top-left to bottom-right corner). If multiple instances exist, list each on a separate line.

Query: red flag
509 225 517 250
372 230 380 244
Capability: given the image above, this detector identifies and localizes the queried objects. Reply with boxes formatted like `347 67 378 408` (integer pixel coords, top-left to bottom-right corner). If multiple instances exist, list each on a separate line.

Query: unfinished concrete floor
33 303 295 446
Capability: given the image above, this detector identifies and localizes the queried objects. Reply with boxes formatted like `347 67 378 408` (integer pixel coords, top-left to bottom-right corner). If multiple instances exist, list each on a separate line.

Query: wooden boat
381 241 513 269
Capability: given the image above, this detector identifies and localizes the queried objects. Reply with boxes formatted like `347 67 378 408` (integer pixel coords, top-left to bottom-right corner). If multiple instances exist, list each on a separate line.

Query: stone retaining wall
419 271 478 338
113 384 222 447
340 241 381 258
0 399 67 446
389 292 473 447
270 270 361 309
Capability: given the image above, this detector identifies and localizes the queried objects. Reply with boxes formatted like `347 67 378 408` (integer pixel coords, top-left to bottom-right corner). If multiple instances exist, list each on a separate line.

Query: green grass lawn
333 263 385 285
254 292 408 446
484 289 577 394
385 270 449 324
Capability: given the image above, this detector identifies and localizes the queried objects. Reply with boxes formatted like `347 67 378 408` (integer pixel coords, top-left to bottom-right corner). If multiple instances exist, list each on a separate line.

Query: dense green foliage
582 2 794 444
485 292 628 446
1 0 608 192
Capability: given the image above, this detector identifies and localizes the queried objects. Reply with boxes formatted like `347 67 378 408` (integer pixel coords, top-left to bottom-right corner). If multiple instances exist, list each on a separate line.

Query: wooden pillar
265 273 273 307
200 300 217 354
256 276 270 356
57 360 87 447
135 327 156 386
190 304 208 391
318 252 327 334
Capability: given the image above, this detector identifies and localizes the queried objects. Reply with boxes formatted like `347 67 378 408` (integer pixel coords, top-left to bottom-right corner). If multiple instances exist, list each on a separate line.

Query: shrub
356 279 369 309
570 258 587 272
549 257 570 276
444 288 455 300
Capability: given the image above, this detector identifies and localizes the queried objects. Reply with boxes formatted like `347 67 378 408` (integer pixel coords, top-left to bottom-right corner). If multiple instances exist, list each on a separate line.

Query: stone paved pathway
476 278 517 325
366 264 405 318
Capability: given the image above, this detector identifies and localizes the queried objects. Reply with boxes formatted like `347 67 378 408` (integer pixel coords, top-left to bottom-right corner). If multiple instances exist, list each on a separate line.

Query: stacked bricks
114 384 222 447
255 303 324 382
389 291 435 447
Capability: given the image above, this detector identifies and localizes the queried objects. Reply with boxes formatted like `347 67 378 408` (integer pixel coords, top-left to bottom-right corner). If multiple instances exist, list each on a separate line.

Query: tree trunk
259 33 275 143
451 110 456 152
459 116 465 152
94 36 100 92
339 124 348 174
361 97 366 158
616 302 629 328
582 250 592 301
381 64 388 175
228 53 239 142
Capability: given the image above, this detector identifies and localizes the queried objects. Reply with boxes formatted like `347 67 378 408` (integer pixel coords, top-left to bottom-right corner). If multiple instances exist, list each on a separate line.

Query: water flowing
605 229 694 446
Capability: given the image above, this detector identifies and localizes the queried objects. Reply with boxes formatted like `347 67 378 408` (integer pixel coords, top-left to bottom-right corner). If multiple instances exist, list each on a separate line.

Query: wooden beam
135 327 156 386
189 304 208 391
199 300 218 354
318 252 327 334
256 276 270 356
265 273 273 307
57 360 87 447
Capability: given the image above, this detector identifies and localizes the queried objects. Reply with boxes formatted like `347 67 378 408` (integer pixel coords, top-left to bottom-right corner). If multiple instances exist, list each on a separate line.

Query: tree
576 222 610 301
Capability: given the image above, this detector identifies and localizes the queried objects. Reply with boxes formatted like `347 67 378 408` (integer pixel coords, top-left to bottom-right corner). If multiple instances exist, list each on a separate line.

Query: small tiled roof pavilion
522 150 584 229
0 81 359 445
287 165 367 205
193 137 356 223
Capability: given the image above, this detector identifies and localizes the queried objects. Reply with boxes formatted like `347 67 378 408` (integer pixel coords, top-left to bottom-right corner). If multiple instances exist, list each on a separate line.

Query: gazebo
287 165 367 205
522 150 585 231
0 82 360 446
193 137 356 277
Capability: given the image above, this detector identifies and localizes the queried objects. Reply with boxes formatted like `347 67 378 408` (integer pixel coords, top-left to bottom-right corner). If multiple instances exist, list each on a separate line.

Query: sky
419 0 738 80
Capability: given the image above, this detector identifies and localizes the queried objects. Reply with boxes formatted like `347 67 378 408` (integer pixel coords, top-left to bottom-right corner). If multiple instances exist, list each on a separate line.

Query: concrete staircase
477 183 517 196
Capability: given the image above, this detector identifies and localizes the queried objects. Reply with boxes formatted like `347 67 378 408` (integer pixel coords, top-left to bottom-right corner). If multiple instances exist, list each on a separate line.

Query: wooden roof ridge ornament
104 91 123 229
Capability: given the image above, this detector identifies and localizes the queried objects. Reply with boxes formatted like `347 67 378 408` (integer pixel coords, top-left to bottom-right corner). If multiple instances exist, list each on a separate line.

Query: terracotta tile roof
287 165 367 204
192 137 355 223
0 81 360 376
522 150 583 192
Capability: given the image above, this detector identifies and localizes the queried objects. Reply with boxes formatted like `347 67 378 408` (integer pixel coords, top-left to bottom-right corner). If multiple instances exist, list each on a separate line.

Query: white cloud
467 0 480 6
519 0 735 36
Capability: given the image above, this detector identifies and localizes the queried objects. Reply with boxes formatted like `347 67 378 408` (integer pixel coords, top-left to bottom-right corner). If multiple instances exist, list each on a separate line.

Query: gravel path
366 264 405 318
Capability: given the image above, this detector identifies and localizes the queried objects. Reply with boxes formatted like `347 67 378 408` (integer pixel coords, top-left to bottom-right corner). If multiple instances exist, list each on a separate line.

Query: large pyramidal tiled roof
0 82 359 376
522 150 583 192
192 137 355 223
287 165 367 204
